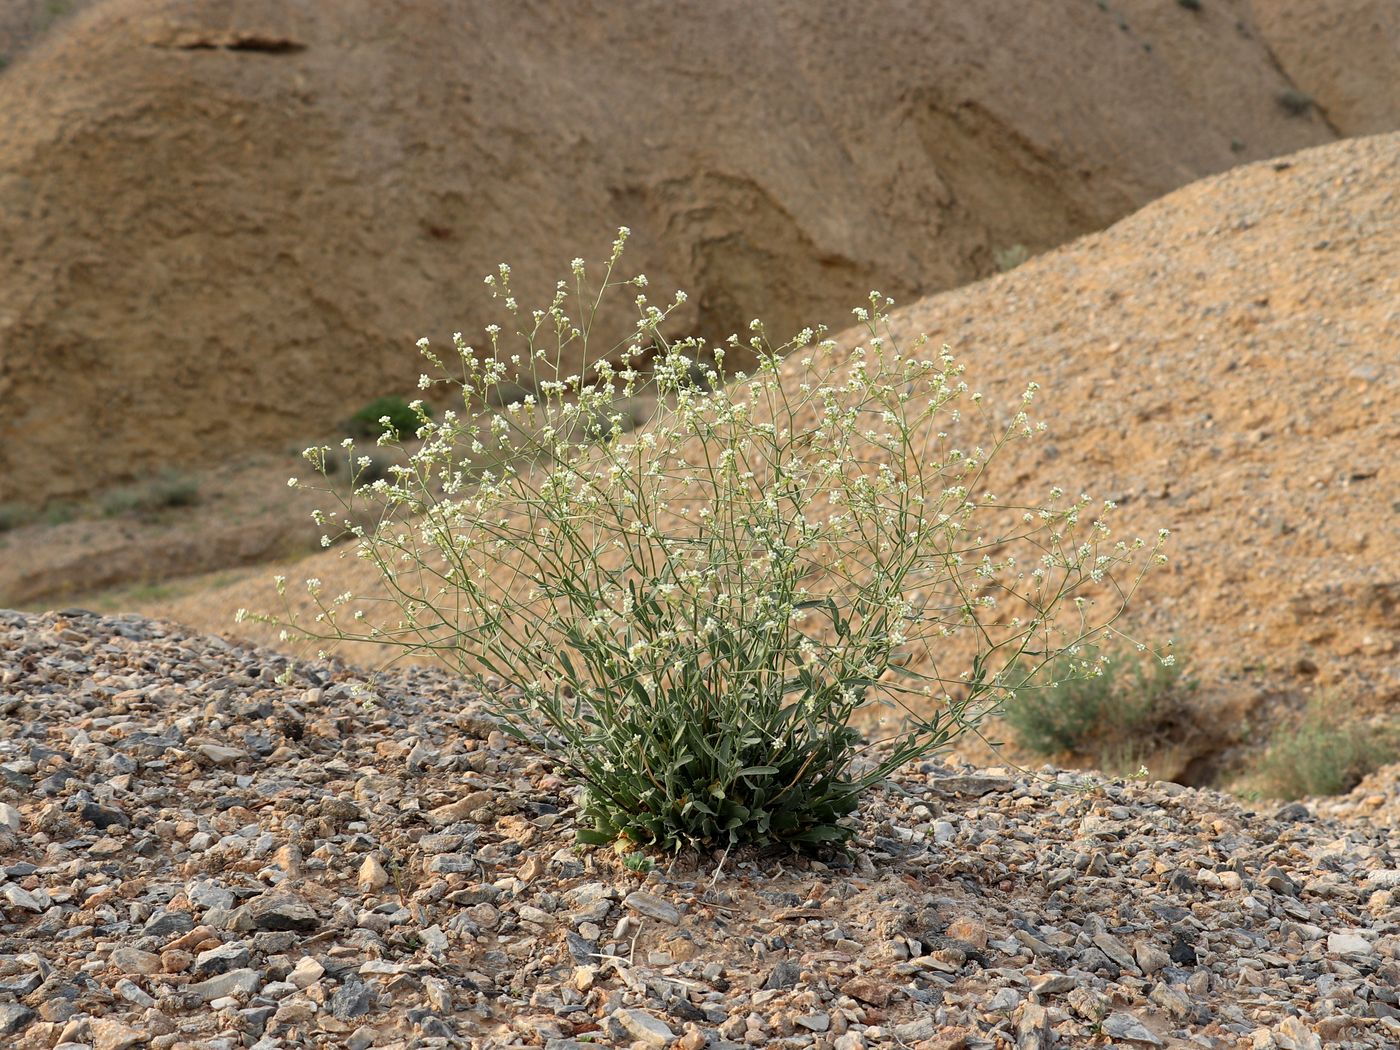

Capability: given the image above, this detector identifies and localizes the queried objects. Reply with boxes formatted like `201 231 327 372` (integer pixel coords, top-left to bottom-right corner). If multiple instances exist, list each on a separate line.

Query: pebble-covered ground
2 609 1398 1050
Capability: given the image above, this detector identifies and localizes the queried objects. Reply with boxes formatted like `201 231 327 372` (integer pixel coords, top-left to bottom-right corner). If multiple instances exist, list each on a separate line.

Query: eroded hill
2 0 1388 507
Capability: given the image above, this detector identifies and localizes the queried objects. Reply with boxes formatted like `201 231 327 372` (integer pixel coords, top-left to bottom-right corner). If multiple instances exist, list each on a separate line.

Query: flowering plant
260 230 1167 851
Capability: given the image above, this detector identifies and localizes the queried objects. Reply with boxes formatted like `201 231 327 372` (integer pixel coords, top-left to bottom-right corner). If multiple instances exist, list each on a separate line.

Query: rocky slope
2 608 1399 1050
1 0 1385 507
154 131 1400 784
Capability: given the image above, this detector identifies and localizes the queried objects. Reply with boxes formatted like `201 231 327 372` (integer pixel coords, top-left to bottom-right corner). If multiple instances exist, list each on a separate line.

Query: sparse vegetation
1241 694 1397 799
1277 88 1314 117
1001 645 1192 773
101 472 201 518
0 503 32 532
345 396 432 440
994 244 1031 273
260 231 1169 853
42 502 76 526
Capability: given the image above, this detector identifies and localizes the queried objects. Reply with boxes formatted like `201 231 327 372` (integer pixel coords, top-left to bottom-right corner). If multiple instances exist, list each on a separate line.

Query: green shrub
42 502 76 526
1243 695 1397 799
260 230 1168 853
1277 88 1314 117
0 503 32 532
102 471 200 517
1001 645 1190 772
994 244 1030 273
345 396 432 440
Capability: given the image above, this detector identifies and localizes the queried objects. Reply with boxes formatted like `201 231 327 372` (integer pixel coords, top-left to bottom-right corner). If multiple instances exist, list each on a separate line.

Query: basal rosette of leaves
254 229 1169 853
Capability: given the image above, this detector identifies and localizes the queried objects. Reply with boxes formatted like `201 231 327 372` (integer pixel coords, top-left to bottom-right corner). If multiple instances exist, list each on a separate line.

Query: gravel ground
2 608 1398 1050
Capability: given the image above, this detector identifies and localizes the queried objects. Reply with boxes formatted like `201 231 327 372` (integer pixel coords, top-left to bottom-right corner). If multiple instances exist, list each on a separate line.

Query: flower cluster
256 233 1168 851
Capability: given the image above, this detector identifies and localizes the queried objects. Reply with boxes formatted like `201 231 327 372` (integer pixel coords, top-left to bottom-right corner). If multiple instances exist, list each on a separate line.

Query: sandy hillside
0 0 1380 508
150 131 1400 783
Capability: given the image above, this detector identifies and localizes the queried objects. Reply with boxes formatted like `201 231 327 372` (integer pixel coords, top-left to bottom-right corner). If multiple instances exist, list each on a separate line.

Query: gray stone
194 942 252 975
332 979 376 1020
1102 1012 1164 1046
1 883 44 912
144 908 194 938
79 801 129 830
1327 932 1372 956
426 853 475 875
624 890 681 925
188 880 236 911
91 1017 148 1050
113 977 157 1008
764 960 802 990
189 967 262 1002
197 744 248 766
0 1004 34 1037
1029 973 1077 995
615 1008 674 1047
247 893 318 931
1091 931 1139 973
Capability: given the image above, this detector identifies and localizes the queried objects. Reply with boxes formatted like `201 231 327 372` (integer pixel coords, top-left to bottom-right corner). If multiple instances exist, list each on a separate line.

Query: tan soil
1251 0 1400 136
0 0 1376 508
143 131 1400 786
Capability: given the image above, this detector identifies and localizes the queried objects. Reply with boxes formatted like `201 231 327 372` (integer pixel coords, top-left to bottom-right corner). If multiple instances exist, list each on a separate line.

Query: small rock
1260 864 1298 896
427 854 475 875
161 949 193 973
1092 932 1139 973
358 855 390 893
194 942 252 975
0 1004 34 1037
427 790 493 825
616 1008 675 1047
945 916 989 949
110 947 162 975
1271 1017 1322 1050
1 884 44 912
0 803 20 831
1134 941 1171 975
893 1016 936 1042
625 890 681 925
247 892 318 931
188 967 261 1002
197 744 247 766
113 977 157 1008
1327 932 1372 956
1102 1012 1163 1046
1016 1002 1051 1050
91 1017 147 1050
187 881 236 911
1149 981 1192 1021
1029 973 1076 995
843 975 891 1006
79 802 130 830
289 956 325 988
144 908 194 939
332 979 376 1020
764 960 802 990
797 1012 830 1032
